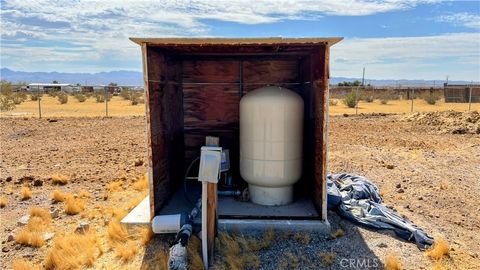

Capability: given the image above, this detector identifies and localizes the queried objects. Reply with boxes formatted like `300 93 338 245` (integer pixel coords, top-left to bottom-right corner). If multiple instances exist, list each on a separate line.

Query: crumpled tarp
327 173 434 250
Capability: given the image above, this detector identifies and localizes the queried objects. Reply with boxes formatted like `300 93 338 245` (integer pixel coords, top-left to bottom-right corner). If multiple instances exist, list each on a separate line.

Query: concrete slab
218 219 331 234
121 195 150 227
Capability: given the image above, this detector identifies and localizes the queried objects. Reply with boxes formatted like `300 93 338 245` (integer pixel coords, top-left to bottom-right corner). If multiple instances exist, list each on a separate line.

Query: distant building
444 83 480 103
27 83 80 93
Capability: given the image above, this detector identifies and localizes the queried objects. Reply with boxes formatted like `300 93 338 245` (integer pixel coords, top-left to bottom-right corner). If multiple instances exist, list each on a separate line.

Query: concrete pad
218 219 331 234
121 195 150 228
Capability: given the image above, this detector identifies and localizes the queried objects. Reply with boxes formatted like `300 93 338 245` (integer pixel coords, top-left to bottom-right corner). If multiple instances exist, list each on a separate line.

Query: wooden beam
205 136 218 267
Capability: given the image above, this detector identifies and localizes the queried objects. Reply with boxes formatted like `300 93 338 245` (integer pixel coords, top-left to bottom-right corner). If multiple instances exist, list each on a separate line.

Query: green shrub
120 89 131 100
95 91 111 103
0 95 15 111
74 93 87 102
12 92 27 104
57 92 68 104
422 92 441 105
30 93 42 101
364 95 374 103
343 91 358 108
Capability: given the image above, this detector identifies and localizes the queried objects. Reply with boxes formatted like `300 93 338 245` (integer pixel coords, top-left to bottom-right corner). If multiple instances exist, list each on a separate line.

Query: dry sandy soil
1 112 479 269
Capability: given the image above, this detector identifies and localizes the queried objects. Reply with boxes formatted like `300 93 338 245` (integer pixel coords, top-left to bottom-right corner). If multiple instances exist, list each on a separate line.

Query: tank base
249 184 293 206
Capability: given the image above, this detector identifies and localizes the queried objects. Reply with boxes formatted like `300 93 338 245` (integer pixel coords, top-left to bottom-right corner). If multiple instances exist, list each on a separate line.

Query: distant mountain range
1 67 476 87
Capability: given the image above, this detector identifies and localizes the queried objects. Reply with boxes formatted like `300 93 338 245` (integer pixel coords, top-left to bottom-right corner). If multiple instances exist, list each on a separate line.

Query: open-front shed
126 38 342 236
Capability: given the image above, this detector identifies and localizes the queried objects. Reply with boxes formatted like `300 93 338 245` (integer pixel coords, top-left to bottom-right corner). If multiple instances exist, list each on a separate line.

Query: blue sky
1 0 479 80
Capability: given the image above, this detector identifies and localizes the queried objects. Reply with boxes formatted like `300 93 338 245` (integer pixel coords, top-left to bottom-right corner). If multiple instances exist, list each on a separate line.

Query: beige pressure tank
240 86 304 206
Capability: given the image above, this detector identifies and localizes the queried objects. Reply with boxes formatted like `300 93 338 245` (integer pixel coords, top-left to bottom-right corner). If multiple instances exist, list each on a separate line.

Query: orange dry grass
20 186 32 200
30 207 52 223
51 189 67 202
45 232 102 270
51 174 69 185
107 181 123 192
137 227 154 246
126 196 144 211
385 253 402 270
114 241 139 263
15 229 45 247
426 238 450 260
0 196 8 208
12 259 42 270
320 252 336 267
132 174 148 191
107 220 129 242
331 228 345 239
65 195 85 215
78 190 91 198
187 235 204 270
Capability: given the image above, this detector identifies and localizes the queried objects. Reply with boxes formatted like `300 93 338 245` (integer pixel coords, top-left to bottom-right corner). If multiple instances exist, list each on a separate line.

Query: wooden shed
128 37 342 233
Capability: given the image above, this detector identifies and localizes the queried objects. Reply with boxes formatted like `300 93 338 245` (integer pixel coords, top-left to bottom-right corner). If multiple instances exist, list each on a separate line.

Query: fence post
468 87 472 111
410 88 414 113
104 87 109 117
37 85 42 119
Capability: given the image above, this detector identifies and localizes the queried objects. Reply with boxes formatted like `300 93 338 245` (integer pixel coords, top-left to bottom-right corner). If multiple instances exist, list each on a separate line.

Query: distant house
27 83 79 93
444 83 480 103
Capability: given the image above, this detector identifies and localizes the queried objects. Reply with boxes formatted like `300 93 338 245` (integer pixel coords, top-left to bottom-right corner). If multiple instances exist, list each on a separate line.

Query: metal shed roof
129 37 343 47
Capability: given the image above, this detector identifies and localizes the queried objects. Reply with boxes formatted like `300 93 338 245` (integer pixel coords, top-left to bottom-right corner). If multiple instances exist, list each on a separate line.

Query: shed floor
157 187 320 219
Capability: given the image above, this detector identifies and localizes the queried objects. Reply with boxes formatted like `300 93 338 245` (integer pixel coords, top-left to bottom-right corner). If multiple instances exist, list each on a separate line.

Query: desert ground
1 101 480 269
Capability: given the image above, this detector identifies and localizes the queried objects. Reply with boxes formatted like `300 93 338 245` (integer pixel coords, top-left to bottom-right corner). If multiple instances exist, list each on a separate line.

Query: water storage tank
240 86 304 206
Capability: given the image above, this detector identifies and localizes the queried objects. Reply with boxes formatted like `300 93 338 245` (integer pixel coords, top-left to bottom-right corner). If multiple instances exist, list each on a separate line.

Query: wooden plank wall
145 46 184 217
310 45 328 221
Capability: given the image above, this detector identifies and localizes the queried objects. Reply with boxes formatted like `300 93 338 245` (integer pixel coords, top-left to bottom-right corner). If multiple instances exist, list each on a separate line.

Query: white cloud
436 12 480 29
2 0 478 81
331 32 480 80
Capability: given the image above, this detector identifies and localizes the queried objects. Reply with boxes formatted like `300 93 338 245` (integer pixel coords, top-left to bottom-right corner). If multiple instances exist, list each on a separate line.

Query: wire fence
329 85 480 115
0 84 145 118
1 84 479 118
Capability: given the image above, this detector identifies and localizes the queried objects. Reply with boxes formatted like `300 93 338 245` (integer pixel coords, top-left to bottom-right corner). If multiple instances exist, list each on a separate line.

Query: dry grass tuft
293 232 311 244
431 260 446 270
0 196 8 208
320 252 336 266
132 174 149 191
12 259 41 270
107 181 123 192
426 238 450 260
107 220 129 242
51 174 69 185
65 195 85 215
331 228 345 239
385 253 402 270
78 190 91 198
215 232 267 269
51 189 67 202
188 235 204 270
114 241 139 263
127 196 144 211
29 207 52 223
15 229 45 247
137 227 154 246
112 208 128 221
45 232 102 270
20 186 32 200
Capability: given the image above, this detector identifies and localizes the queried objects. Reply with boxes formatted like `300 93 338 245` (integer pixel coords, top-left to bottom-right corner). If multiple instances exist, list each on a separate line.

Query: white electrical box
198 146 222 183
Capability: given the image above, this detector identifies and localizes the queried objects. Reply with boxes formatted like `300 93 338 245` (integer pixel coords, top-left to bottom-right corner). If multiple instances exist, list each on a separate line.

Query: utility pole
355 67 365 115
104 87 109 117
37 85 42 119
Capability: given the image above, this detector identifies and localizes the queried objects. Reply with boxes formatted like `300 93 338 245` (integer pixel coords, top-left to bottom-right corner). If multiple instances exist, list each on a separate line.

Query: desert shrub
380 98 389 104
0 80 16 111
329 99 338 106
422 92 441 105
120 89 131 100
74 93 87 102
12 92 27 104
48 91 58 97
364 95 374 103
57 92 68 104
95 91 111 103
343 91 358 108
30 92 42 101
